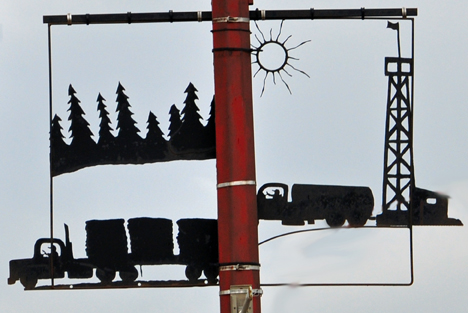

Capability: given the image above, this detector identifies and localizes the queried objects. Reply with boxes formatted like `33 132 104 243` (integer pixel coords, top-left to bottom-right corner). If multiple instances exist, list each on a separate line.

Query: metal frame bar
43 8 417 292
43 8 417 25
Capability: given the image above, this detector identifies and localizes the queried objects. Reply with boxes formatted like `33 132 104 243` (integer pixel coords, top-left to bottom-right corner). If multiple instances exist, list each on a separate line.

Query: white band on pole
213 16 250 23
219 289 263 296
217 180 256 189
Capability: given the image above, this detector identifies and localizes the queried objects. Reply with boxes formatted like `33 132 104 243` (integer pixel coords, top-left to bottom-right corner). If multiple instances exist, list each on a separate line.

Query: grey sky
1 0 467 312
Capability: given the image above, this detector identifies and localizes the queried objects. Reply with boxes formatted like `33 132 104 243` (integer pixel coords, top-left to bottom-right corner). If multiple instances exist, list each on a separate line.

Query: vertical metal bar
211 0 261 312
48 24 55 288
408 18 415 284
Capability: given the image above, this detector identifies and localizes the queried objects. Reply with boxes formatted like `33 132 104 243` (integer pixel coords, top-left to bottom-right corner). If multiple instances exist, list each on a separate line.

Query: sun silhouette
252 20 310 96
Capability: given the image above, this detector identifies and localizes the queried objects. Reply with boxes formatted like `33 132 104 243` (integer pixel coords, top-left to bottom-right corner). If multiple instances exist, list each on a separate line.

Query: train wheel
96 268 115 284
348 210 368 227
185 265 202 282
119 266 138 283
326 211 346 227
20 275 38 290
204 265 219 284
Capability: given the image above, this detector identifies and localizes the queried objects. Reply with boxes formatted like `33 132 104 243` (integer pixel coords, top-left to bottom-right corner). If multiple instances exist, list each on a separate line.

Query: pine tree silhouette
145 111 167 159
67 84 96 150
51 114 67 150
96 93 114 146
168 104 181 140
172 83 206 151
115 82 141 143
50 114 69 176
204 96 216 149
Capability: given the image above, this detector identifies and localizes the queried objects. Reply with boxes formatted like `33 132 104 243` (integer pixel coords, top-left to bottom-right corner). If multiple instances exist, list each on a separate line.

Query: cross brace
43 8 417 25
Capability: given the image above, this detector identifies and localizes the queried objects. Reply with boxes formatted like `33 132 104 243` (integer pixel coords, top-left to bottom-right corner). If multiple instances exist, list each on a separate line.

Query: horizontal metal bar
43 8 417 25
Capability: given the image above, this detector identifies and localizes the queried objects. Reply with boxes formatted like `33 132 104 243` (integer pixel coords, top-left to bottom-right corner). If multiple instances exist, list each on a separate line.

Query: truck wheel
348 210 368 227
326 212 346 227
185 265 202 282
20 275 38 290
204 265 219 284
96 268 115 284
119 266 138 283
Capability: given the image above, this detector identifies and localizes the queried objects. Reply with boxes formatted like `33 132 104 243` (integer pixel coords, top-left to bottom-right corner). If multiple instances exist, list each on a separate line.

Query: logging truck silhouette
8 218 218 289
257 183 461 227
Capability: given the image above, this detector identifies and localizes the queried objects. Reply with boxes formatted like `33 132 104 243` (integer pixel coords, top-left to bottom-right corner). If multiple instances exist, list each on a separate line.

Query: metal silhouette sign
9 218 218 289
51 82 215 176
8 7 463 294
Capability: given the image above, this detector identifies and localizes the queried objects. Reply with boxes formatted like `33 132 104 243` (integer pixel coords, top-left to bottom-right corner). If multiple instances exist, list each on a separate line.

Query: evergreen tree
50 114 67 150
172 83 205 150
146 112 166 144
180 83 204 131
204 96 216 149
96 93 114 146
168 104 181 140
67 84 95 149
115 82 141 144
145 111 167 159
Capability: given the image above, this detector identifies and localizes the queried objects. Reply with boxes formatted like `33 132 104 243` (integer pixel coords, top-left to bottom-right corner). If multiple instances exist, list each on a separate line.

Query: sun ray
253 66 262 78
261 71 269 97
286 63 311 78
252 21 310 96
282 35 292 45
276 20 285 41
287 40 312 51
254 21 267 43
272 72 277 85
278 71 292 94
281 68 293 78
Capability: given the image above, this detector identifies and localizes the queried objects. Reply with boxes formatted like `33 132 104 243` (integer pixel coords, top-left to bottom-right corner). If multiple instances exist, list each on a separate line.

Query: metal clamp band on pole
217 180 256 189
197 11 202 22
219 289 263 296
219 264 261 271
402 7 407 18
213 16 250 23
67 13 72 25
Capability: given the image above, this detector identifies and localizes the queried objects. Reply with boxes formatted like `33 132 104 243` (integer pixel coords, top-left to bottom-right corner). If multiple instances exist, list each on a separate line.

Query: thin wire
259 225 414 287
48 23 55 288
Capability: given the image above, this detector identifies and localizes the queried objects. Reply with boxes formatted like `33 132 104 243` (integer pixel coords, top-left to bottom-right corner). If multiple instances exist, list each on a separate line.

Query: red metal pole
211 0 261 312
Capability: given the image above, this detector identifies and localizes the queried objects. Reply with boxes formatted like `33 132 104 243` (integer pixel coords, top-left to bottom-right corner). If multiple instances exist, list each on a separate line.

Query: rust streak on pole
211 0 260 312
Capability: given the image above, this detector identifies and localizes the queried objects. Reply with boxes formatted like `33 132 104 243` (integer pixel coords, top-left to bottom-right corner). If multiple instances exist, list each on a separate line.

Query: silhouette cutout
8 218 219 289
50 82 216 176
96 93 114 147
257 183 374 227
